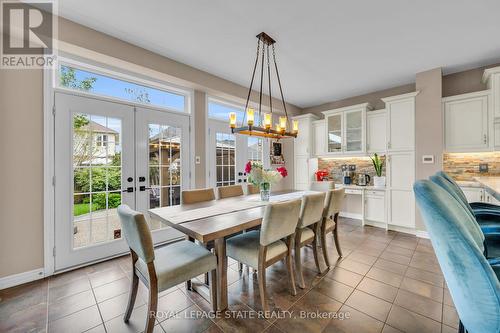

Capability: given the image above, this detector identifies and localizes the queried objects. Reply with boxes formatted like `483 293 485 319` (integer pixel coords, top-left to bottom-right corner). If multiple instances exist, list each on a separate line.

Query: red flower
245 161 252 174
277 166 288 178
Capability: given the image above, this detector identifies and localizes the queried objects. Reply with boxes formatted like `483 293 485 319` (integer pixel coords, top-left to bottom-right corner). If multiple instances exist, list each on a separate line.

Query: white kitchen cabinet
386 152 415 229
293 114 318 156
293 114 319 190
483 66 500 119
443 91 490 152
382 92 418 152
366 109 386 153
322 103 371 155
387 152 415 190
495 121 500 148
312 119 326 156
460 186 484 203
364 190 386 223
485 192 500 205
388 190 415 229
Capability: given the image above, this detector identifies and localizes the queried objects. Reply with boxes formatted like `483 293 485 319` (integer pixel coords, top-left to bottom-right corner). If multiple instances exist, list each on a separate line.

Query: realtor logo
1 0 57 68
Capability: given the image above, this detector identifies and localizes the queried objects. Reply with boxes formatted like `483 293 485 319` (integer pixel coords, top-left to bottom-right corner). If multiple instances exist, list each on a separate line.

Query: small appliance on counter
315 169 329 181
357 174 371 186
341 164 356 185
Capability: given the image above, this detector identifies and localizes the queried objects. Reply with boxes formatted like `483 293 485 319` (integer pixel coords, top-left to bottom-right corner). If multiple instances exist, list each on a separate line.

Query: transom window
208 99 260 124
58 64 186 112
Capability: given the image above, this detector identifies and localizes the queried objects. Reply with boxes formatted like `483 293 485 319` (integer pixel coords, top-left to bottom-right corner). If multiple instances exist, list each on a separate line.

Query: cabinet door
444 95 489 152
367 112 386 153
345 110 364 153
294 156 310 190
460 187 484 203
494 122 500 148
387 99 414 151
313 121 326 156
485 192 500 205
294 118 310 156
389 190 414 228
327 113 343 153
387 152 414 190
365 194 385 222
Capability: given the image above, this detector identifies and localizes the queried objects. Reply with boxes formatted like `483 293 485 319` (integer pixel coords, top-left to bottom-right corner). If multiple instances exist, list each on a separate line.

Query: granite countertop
473 176 500 201
335 184 386 191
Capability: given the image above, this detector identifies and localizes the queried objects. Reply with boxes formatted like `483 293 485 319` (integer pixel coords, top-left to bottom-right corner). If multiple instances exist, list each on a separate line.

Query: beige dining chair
247 183 260 195
217 184 244 199
320 189 345 267
225 199 301 313
294 192 326 288
310 182 335 191
182 188 215 204
117 205 217 333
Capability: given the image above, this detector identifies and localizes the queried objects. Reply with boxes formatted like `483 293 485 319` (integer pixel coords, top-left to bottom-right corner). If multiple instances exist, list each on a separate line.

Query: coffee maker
341 164 356 185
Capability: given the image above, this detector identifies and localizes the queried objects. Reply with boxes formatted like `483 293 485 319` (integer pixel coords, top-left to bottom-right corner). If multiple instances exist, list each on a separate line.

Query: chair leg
320 222 331 268
257 266 268 313
312 224 322 274
458 320 465 333
145 283 158 333
123 271 139 322
204 272 210 285
285 242 297 296
295 234 306 289
209 269 218 312
333 213 343 257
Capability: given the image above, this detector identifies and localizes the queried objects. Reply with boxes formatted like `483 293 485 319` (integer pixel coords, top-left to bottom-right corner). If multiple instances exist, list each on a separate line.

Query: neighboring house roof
80 120 118 134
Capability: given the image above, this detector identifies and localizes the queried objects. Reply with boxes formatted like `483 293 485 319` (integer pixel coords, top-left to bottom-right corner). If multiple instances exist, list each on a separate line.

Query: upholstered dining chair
217 184 244 199
294 192 326 288
247 183 260 195
117 205 218 333
310 181 335 192
320 188 345 267
182 188 215 204
225 199 301 312
413 181 500 333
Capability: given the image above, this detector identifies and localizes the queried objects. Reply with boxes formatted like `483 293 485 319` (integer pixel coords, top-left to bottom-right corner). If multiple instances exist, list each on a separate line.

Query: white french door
207 119 267 188
54 92 188 271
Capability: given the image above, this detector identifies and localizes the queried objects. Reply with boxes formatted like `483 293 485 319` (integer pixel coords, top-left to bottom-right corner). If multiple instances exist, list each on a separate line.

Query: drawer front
365 190 385 197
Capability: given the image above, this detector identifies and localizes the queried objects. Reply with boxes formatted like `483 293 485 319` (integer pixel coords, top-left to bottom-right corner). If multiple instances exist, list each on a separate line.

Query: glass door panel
327 113 343 152
345 110 362 152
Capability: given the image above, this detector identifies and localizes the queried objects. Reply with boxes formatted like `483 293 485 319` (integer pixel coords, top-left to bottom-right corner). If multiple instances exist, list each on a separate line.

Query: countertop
335 184 386 191
473 177 500 201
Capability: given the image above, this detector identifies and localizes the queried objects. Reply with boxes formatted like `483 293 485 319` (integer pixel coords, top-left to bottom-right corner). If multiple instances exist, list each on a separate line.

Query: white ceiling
58 0 500 108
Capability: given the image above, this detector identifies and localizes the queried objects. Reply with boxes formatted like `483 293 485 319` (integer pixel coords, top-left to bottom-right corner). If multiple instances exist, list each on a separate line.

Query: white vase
373 176 386 187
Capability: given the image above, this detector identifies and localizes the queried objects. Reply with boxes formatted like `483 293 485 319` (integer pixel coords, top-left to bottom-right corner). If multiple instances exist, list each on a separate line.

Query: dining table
149 190 317 311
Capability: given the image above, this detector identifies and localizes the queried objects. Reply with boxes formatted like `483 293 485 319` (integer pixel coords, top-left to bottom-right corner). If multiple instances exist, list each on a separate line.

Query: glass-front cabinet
323 103 371 155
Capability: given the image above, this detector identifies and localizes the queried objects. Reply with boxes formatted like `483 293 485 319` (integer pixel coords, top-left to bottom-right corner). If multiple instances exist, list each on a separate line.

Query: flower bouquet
245 161 288 201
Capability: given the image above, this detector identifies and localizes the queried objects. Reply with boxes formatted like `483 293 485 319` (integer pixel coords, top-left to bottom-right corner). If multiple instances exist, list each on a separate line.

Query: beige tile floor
0 218 459 333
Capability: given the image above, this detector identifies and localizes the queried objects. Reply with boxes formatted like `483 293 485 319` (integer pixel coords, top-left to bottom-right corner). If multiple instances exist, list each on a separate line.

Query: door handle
140 186 153 191
122 187 134 193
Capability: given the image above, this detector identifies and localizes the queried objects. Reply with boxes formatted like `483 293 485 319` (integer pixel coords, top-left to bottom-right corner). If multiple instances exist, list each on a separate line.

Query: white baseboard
415 230 430 239
0 268 45 290
339 212 363 220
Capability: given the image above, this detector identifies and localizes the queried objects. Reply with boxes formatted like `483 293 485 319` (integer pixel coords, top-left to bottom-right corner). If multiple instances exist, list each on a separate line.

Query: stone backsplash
318 156 386 185
443 152 500 181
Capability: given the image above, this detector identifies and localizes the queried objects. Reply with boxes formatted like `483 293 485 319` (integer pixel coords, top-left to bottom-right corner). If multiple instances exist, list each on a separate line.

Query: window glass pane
248 137 263 162
208 101 260 124
59 65 185 111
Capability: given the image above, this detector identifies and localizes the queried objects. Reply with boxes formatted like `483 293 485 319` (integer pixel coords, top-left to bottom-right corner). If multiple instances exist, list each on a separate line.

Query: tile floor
0 218 459 333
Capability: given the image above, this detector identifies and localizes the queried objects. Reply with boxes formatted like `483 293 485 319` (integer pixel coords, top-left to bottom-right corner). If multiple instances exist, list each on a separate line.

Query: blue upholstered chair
414 180 500 333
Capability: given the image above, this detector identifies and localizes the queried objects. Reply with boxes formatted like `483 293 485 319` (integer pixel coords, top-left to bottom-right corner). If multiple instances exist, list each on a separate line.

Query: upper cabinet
382 92 418 152
293 114 319 157
483 66 500 119
366 109 386 153
443 90 490 152
312 119 326 156
322 103 371 156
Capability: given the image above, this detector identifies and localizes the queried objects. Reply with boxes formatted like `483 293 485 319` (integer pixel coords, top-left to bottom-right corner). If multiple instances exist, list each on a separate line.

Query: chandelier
229 32 298 139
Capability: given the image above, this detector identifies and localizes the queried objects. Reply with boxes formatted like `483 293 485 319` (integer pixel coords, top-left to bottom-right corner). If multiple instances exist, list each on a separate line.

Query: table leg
214 237 228 311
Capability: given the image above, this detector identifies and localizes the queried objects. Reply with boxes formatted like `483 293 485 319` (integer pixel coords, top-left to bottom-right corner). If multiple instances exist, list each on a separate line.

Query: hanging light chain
272 44 291 130
242 38 261 126
266 44 273 122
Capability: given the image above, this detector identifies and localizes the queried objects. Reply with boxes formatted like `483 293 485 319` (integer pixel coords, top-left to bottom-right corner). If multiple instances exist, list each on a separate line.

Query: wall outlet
479 163 488 173
195 156 201 164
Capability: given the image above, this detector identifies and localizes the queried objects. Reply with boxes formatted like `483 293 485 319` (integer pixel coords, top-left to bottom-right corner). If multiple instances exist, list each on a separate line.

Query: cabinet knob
484 134 487 144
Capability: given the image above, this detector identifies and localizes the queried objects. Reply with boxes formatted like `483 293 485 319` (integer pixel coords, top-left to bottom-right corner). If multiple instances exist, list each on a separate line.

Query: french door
207 119 266 188
54 92 188 271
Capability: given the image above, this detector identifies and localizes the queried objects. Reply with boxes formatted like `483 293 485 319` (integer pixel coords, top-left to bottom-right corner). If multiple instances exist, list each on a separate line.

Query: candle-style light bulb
264 113 272 129
279 116 287 130
229 112 237 128
275 123 281 132
247 108 255 126
292 120 299 133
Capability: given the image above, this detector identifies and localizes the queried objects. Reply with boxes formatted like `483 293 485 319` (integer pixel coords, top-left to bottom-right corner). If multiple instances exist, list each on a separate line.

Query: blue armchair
414 180 500 333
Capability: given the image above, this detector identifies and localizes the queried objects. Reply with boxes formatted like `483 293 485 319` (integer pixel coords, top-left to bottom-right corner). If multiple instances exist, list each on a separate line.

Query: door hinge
52 247 56 257
52 176 56 186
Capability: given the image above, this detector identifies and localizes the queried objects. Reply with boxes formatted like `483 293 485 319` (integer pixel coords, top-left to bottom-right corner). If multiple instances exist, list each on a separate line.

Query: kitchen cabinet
443 91 490 152
292 114 319 190
312 119 326 156
386 151 415 229
322 103 371 155
460 186 484 203
484 66 500 119
495 120 500 148
364 190 386 223
485 192 500 205
382 92 418 152
366 109 386 153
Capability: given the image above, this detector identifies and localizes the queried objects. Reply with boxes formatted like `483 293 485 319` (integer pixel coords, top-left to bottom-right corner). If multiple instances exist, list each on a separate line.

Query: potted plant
245 161 288 201
370 153 385 187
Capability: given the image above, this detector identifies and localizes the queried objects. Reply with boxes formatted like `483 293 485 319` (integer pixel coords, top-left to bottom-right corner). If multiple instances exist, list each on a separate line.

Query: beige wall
442 62 500 97
302 83 416 115
194 91 207 188
414 68 443 231
0 68 44 277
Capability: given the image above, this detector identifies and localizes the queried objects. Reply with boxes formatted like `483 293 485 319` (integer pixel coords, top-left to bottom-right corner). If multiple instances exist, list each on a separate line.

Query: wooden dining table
149 190 315 311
